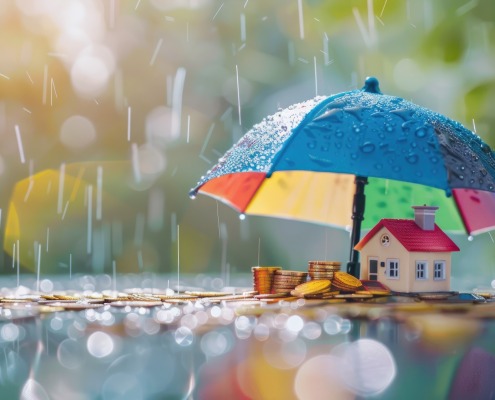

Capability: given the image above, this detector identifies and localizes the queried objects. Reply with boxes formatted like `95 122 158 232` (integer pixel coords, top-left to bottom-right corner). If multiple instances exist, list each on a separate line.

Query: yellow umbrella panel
4 161 135 272
200 170 464 231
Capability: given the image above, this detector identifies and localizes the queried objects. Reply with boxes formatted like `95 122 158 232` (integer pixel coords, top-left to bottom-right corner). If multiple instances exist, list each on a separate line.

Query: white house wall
406 251 451 292
359 227 451 292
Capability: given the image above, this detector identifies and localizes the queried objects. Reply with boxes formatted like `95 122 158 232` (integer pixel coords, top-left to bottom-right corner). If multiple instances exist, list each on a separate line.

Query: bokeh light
87 331 115 358
332 339 397 397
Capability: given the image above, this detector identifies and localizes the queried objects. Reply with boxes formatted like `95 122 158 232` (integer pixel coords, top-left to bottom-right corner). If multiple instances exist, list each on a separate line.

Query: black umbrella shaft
347 176 368 278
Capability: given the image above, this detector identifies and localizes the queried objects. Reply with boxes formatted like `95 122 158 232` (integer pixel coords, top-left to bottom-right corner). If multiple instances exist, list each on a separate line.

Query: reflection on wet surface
1 274 495 399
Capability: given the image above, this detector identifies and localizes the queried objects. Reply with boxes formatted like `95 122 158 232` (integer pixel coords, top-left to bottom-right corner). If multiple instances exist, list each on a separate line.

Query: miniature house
354 206 460 293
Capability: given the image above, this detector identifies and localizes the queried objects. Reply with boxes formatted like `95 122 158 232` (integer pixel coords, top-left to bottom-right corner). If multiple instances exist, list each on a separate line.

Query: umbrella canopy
190 77 495 276
4 161 137 273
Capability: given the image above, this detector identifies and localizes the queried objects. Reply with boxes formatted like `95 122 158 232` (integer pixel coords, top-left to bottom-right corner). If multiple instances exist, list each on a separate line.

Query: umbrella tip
362 76 381 94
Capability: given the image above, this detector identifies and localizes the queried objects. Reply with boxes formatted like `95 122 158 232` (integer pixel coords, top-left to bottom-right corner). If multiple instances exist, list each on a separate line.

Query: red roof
354 219 460 252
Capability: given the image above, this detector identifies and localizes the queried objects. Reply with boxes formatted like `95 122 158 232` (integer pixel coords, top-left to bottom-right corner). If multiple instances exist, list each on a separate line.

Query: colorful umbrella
190 77 495 277
4 161 136 272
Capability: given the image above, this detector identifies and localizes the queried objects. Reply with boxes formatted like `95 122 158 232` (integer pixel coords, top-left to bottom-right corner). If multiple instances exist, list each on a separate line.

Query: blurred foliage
0 0 494 281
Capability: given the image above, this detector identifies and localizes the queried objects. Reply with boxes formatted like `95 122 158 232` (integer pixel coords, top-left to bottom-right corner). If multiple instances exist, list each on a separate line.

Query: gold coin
201 294 255 303
1 299 31 303
291 279 331 296
309 273 334 278
273 278 306 285
304 291 339 299
334 293 373 299
251 266 282 272
155 294 197 300
309 266 340 271
54 295 81 301
41 295 58 300
274 270 308 276
333 272 362 288
254 293 289 299
308 261 341 266
129 294 162 301
272 289 293 294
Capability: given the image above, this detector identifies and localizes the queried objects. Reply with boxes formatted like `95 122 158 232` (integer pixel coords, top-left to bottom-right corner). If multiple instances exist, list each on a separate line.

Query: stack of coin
291 279 332 298
271 270 308 294
332 271 364 292
308 260 341 280
252 266 282 294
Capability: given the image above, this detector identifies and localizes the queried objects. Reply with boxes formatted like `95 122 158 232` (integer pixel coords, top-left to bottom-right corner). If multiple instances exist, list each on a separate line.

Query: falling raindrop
239 213 246 220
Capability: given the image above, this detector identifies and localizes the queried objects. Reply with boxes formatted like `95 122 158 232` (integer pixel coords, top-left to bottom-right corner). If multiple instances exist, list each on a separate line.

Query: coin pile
252 266 282 294
291 279 332 298
272 270 308 294
308 261 341 281
332 271 364 292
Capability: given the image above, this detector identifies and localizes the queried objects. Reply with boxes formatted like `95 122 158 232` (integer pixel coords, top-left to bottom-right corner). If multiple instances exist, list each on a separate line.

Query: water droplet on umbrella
239 213 246 220
335 130 343 138
307 141 316 149
430 156 438 163
468 235 474 242
406 154 418 164
489 184 494 191
481 143 491 153
351 153 358 159
415 127 426 138
385 124 394 132
375 163 383 170
458 175 464 180
189 193 196 200
360 142 375 153
353 126 360 133
481 169 487 176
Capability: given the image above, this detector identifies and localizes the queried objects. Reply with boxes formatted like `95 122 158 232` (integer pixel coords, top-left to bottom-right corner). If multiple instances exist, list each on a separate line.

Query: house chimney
412 205 438 230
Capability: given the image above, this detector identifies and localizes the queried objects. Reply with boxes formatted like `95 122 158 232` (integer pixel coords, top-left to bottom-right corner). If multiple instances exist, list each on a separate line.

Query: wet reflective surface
1 274 495 399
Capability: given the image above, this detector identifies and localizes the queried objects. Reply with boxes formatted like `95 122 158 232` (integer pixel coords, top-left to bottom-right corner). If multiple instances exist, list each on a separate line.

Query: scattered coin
254 293 290 299
332 272 363 292
291 279 332 297
109 301 163 307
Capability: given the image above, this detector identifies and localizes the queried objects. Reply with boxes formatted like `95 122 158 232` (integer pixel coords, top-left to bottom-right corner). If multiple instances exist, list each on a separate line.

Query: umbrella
4 161 138 273
190 77 495 277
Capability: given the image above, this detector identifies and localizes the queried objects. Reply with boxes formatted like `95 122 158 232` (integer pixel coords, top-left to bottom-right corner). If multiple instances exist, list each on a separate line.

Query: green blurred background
0 0 494 290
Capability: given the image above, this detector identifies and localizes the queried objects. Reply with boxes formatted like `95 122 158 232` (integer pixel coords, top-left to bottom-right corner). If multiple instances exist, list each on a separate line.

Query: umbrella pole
346 175 368 278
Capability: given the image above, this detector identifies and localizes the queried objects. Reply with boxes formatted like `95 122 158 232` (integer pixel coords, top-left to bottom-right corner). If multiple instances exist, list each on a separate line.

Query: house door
369 258 378 281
